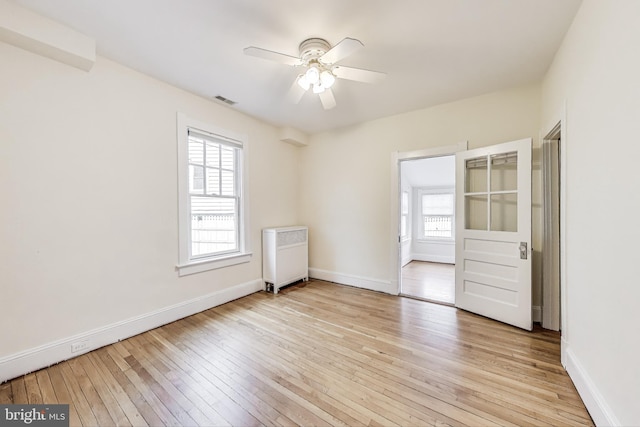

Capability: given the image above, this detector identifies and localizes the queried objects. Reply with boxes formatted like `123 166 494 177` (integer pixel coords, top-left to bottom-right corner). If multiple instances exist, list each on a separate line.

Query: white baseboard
410 254 455 264
563 343 619 426
0 278 263 384
309 268 394 294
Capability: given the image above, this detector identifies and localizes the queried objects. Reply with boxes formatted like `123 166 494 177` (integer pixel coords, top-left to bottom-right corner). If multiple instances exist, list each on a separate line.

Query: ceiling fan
244 37 386 110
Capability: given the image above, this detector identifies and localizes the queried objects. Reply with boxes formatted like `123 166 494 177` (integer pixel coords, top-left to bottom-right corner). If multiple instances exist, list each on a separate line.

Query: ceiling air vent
214 95 237 106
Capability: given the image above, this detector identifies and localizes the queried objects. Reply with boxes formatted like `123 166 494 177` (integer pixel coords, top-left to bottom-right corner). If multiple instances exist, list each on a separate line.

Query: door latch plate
519 242 528 260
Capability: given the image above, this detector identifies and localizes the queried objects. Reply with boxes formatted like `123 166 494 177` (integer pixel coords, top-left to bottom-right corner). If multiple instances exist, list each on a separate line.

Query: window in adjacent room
176 113 251 276
421 190 454 239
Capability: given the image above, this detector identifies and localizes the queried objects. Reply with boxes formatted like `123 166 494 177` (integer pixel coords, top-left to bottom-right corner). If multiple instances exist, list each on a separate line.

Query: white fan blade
244 47 302 66
320 37 363 65
287 77 306 104
333 65 386 84
319 88 336 110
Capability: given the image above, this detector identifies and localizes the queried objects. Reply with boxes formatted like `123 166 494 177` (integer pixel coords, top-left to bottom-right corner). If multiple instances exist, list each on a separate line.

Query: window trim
176 112 251 276
417 187 455 242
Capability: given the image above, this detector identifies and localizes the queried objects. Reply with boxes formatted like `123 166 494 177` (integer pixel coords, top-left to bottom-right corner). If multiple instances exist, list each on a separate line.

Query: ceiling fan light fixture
320 70 336 89
245 36 385 109
297 74 310 90
305 64 320 85
312 82 325 94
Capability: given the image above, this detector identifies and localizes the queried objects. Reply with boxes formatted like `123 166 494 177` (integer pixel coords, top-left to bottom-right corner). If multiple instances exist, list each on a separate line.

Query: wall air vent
214 95 237 106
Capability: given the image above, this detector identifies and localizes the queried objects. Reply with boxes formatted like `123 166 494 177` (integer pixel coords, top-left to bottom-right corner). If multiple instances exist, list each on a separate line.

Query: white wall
0 42 299 378
541 1 640 424
300 84 541 295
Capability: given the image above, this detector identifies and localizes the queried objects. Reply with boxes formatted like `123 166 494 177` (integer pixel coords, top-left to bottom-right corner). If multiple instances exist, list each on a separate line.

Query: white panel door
455 138 532 330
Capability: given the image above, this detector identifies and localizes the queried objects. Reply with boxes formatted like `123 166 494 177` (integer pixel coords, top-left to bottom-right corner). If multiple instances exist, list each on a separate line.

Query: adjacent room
1 0 639 425
400 156 456 305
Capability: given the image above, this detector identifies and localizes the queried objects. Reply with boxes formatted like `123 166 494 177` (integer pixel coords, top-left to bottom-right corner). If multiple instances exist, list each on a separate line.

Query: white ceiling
10 0 582 134
402 156 455 188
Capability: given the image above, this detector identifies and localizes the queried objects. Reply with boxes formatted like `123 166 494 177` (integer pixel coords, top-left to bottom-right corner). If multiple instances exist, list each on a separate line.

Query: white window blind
422 193 454 216
422 193 454 238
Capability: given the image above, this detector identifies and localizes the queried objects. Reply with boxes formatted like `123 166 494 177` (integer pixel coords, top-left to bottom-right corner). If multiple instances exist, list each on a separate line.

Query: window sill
176 252 252 277
416 238 454 244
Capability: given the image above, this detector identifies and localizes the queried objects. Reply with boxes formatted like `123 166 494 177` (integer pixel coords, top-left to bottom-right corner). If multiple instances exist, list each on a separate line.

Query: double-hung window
188 129 239 256
421 190 454 239
176 113 250 276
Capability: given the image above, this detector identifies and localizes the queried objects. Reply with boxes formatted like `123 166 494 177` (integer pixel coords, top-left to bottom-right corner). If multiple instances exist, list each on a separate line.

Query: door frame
541 104 568 364
541 115 568 339
542 122 561 331
390 142 468 295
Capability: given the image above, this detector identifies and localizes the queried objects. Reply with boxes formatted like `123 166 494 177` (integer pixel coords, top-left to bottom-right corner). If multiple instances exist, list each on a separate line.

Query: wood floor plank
35 370 57 404
210 302 472 426
128 331 262 427
59 362 100 426
10 377 27 404
47 363 82 427
144 328 289 427
0 382 12 404
401 260 455 303
169 316 361 427
97 347 164 427
157 320 305 426
282 285 575 401
218 297 498 426
209 306 424 424
77 352 132 426
85 352 147 426
23 373 43 404
117 348 184 426
0 280 592 426
133 332 235 427
122 335 212 427
187 309 387 425
67 358 116 426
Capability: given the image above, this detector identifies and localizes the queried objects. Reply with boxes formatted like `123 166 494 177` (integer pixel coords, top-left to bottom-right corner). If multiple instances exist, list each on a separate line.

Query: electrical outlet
70 340 89 353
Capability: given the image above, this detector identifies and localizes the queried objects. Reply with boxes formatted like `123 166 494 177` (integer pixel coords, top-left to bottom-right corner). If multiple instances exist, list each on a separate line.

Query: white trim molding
309 268 393 294
564 345 620 427
176 252 252 276
0 279 263 384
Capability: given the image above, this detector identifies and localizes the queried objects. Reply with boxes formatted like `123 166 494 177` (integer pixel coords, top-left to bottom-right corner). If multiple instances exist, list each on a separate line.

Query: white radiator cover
262 226 309 294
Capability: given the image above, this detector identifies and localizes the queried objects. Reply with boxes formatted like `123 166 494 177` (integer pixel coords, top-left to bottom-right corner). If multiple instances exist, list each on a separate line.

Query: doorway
390 139 544 335
542 122 562 331
399 155 456 305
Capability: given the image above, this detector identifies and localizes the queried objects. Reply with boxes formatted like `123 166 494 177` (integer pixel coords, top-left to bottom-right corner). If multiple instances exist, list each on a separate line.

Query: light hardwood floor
402 261 455 304
1 280 592 426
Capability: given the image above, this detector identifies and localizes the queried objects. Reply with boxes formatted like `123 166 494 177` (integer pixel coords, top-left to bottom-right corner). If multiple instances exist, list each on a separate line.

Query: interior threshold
399 293 455 307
